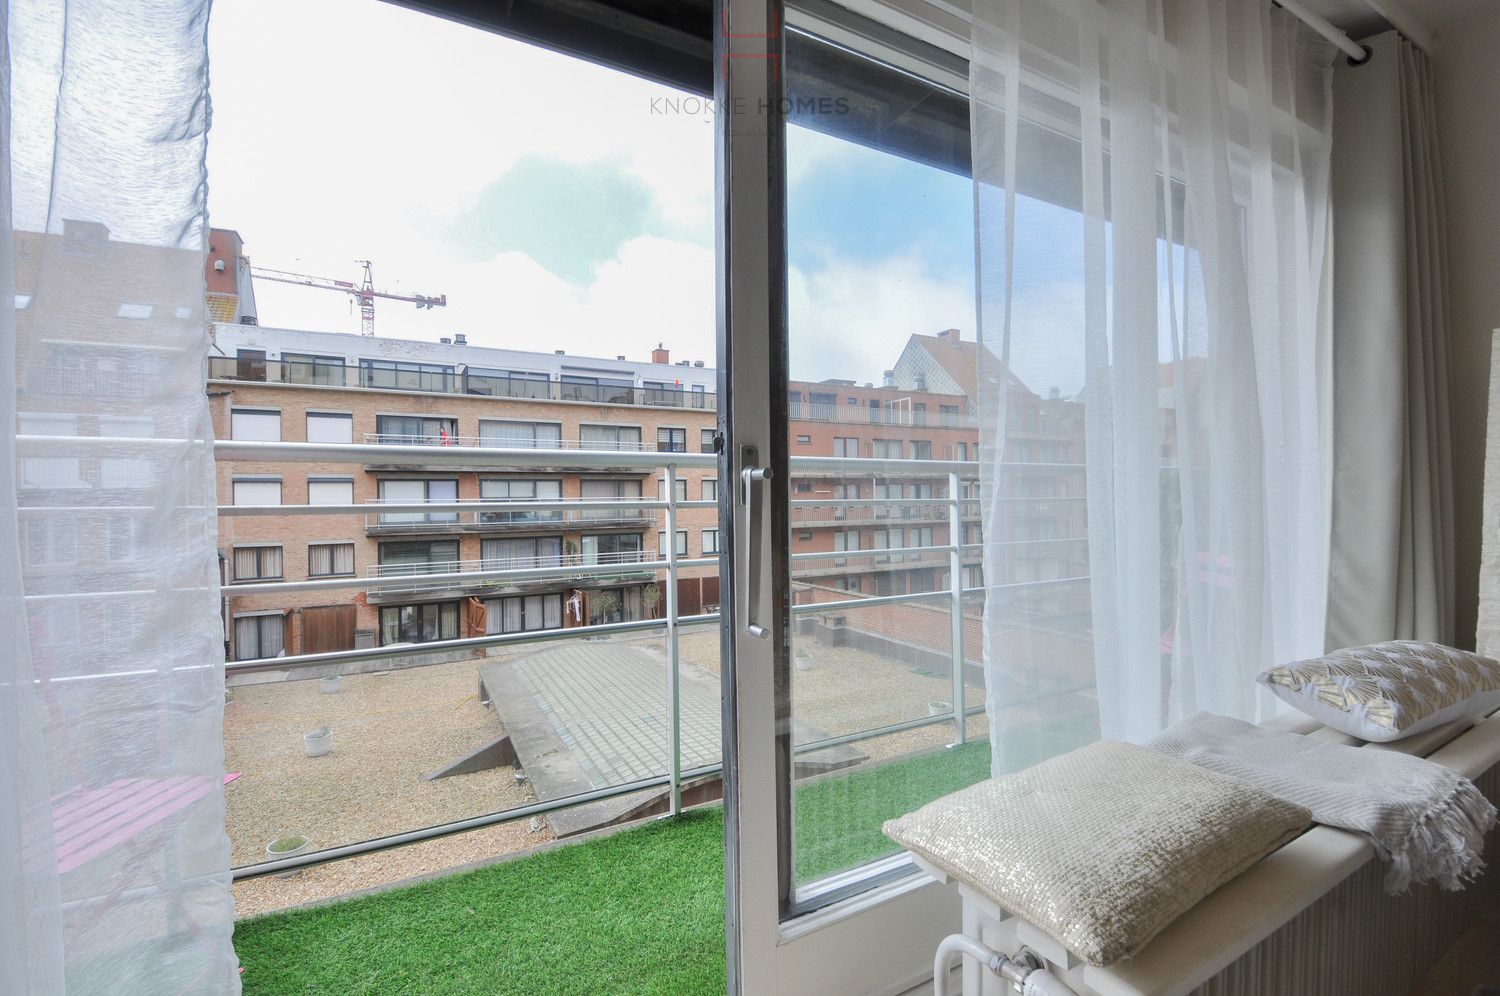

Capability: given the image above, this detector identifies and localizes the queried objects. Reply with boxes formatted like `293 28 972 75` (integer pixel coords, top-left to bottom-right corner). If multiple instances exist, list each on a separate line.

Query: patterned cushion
883 741 1310 967
1259 641 1500 742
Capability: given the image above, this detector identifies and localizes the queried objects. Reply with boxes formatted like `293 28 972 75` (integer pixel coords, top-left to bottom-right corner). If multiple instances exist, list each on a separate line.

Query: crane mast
249 260 446 336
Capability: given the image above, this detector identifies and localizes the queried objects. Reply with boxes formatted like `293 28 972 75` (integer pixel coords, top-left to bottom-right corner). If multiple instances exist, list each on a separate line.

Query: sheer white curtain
2 0 238 992
971 0 1335 768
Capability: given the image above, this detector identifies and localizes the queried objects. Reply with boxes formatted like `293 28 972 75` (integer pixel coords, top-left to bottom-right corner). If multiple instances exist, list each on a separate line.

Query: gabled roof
909 332 980 399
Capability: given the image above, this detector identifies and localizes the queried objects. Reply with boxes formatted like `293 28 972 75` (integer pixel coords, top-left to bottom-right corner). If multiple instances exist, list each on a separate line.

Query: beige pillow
1258 641 1500 742
883 741 1309 966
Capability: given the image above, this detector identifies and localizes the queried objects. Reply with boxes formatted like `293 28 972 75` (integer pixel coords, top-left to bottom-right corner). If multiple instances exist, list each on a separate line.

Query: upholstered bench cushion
882 740 1310 966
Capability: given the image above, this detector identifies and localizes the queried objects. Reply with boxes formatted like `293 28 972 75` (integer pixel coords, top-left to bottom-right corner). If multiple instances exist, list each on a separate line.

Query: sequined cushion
883 741 1309 967
1259 641 1500 742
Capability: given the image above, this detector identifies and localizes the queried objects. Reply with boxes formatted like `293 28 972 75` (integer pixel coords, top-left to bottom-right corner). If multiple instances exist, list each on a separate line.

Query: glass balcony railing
208 356 719 410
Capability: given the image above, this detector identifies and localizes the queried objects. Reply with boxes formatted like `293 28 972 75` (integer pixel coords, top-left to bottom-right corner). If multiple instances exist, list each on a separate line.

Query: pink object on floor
49 776 224 874
223 773 241 785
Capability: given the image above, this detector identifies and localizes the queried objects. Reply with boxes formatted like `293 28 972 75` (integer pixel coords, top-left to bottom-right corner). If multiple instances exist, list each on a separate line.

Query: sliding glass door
717 1 976 991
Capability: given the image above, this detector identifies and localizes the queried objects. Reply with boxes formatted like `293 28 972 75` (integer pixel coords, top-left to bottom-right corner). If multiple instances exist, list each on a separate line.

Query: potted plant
642 582 662 618
795 648 814 672
266 834 309 878
304 725 332 757
928 699 952 718
318 675 341 694
564 539 579 563
591 590 620 624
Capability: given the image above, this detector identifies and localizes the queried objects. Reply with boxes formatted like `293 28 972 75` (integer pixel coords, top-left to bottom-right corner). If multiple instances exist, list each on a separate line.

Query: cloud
788 253 975 384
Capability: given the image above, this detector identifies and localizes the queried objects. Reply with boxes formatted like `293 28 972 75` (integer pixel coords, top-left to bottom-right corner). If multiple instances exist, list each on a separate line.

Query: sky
204 0 979 387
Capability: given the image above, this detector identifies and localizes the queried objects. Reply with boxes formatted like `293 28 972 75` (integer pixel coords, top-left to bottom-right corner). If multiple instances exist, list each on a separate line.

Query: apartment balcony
206 356 718 410
358 432 686 473
789 400 978 429
362 497 657 535
364 550 661 600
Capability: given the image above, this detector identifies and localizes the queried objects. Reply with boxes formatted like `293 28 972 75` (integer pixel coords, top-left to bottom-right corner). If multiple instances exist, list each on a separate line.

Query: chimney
617 355 626 361
440 336 452 345
882 369 896 388
454 333 467 345
693 360 705 368
555 349 565 355
651 343 670 364
938 328 961 342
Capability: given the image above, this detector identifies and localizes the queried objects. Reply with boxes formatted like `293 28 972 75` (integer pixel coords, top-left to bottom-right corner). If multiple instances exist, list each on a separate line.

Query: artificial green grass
234 721 1096 995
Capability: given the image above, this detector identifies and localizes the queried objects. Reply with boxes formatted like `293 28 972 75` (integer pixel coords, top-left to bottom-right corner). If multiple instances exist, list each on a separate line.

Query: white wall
1433 6 1500 649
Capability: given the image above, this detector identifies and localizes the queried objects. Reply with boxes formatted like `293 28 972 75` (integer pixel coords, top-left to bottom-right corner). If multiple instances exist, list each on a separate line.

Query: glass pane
782 25 986 890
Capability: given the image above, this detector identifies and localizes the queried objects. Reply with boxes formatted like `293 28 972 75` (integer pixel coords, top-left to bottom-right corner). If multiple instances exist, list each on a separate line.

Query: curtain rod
1275 0 1371 63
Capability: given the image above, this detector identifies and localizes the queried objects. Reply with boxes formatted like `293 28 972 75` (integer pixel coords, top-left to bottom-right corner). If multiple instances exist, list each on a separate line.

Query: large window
580 478 643 519
360 358 454 392
579 424 642 451
308 543 355 578
230 407 280 442
233 613 285 661
232 545 283 582
465 368 550 398
657 477 688 502
378 540 459 575
833 436 858 458
306 411 353 443
701 428 716 453
231 477 281 506
560 374 633 404
377 478 458 524
482 536 562 570
702 529 719 554
587 586 643 626
284 353 344 385
479 478 562 523
479 420 561 449
379 602 459 645
871 439 901 460
581 533 642 565
486 593 563 634
657 530 687 557
375 414 458 446
702 479 718 502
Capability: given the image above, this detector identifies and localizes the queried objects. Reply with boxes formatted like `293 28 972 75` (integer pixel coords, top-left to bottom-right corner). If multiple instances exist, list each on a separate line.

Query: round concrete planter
267 834 309 878
928 699 952 718
319 675 342 694
794 653 814 672
304 726 332 758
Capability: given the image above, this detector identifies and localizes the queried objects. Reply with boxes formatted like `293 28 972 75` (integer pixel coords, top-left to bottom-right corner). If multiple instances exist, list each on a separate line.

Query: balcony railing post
947 471 966 746
664 463 682 815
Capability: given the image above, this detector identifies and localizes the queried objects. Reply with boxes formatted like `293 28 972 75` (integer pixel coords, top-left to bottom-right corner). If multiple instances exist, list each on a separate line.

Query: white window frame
306 411 354 444
308 477 354 506
231 407 281 442
231 477 282 507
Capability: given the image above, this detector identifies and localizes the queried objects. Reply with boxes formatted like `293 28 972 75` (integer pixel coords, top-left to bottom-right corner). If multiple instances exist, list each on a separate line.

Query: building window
794 481 813 494
809 391 836 420
466 368 550 398
872 439 902 460
692 384 707 408
379 602 459 645
17 414 82 489
834 531 861 552
482 536 562 570
479 478 563 523
284 353 345 385
308 477 354 506
643 381 685 406
796 531 813 541
486 593 564 634
378 539 460 575
306 411 353 444
231 477 282 506
796 434 811 445
582 533 643 565
232 545 283 582
657 477 688 502
116 302 154 319
479 420 561 449
656 427 687 452
561 374 634 405
579 424 642 451
910 440 932 460
230 407 280 442
579 478 643 519
658 530 688 557
939 404 961 427
702 479 718 502
233 613 285 661
913 402 927 425
587 586 643 625
833 437 859 458
360 358 454 392
377 478 458 524
308 543 355 577
700 428 716 453
24 518 77 567
375 414 458 446
702 528 719 554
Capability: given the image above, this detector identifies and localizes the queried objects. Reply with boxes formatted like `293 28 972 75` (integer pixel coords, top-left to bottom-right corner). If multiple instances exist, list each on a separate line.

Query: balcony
207 356 719 410
362 497 656 534
789 400 978 429
365 550 658 597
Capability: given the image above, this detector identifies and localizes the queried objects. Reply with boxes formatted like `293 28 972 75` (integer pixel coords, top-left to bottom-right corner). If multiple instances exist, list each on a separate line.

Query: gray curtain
1327 31 1454 649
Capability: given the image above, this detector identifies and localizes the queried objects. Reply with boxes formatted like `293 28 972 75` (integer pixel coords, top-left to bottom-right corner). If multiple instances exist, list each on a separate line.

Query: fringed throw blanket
1149 713 1497 893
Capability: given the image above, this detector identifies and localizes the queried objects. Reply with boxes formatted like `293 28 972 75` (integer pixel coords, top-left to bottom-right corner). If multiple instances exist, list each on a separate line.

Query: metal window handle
740 464 773 640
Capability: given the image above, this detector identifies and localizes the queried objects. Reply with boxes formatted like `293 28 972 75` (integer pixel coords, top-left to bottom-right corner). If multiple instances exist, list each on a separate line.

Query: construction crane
249 260 446 336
